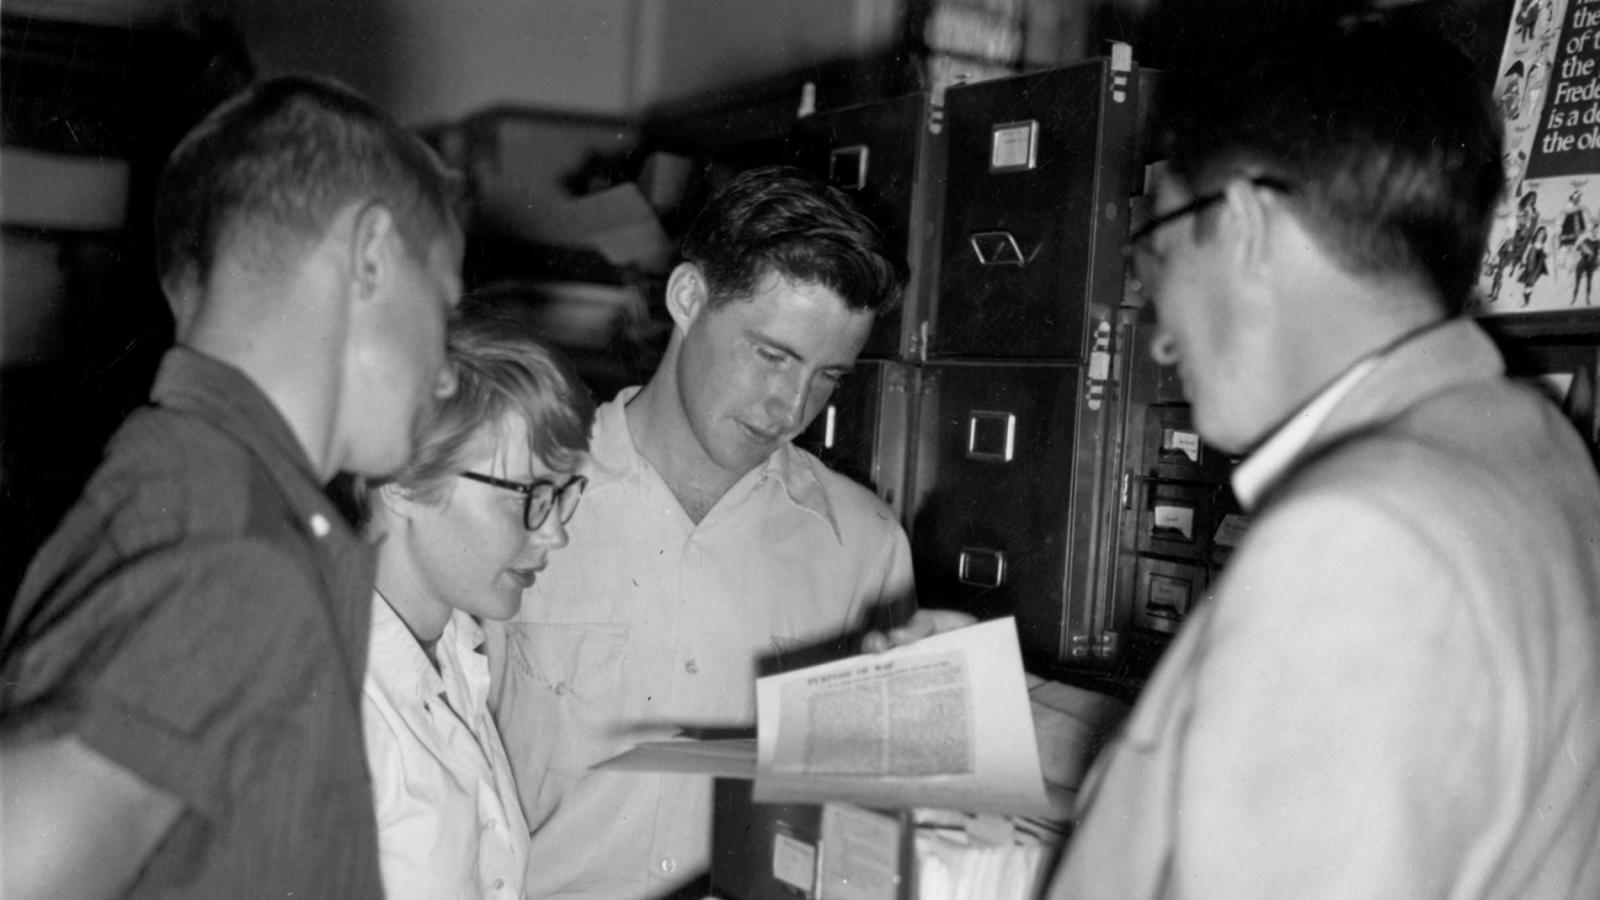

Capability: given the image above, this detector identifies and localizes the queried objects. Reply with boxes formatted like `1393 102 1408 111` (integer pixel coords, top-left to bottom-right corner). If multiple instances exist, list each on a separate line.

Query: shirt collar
155 342 372 561
373 599 493 716
589 386 844 541
584 386 646 489
754 443 845 543
446 610 488 659
1232 356 1381 511
1231 318 1493 511
152 345 320 484
367 593 444 706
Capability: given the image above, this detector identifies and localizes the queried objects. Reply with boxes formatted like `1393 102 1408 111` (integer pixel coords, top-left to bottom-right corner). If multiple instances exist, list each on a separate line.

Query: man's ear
1221 178 1281 287
1223 180 1299 328
375 481 418 520
664 262 708 332
161 264 203 339
350 202 398 303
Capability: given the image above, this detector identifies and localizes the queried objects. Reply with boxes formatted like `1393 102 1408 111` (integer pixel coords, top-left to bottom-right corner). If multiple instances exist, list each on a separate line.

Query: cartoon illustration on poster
1475 0 1600 313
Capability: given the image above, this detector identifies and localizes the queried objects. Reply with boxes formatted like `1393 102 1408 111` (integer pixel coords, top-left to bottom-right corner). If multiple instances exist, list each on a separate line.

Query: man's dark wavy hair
678 164 905 313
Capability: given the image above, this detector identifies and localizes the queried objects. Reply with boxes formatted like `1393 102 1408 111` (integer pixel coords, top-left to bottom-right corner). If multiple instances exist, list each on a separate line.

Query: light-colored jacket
1051 319 1600 899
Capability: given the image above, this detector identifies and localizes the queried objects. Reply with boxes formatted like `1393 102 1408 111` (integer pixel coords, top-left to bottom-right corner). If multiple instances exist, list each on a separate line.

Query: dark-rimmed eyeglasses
459 471 587 531
1126 176 1296 248
1124 176 1295 303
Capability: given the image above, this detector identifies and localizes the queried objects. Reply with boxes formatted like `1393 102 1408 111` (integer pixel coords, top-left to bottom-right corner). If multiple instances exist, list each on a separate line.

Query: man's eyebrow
745 329 854 374
746 329 801 360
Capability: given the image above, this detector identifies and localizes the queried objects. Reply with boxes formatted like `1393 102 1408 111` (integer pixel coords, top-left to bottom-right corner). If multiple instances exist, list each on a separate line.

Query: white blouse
363 595 529 900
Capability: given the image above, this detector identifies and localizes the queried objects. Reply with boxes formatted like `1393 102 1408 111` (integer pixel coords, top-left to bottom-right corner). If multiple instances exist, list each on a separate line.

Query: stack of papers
596 617 1066 899
911 809 1068 900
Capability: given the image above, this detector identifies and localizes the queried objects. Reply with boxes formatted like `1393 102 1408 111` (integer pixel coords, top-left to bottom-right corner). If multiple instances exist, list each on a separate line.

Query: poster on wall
1475 0 1600 314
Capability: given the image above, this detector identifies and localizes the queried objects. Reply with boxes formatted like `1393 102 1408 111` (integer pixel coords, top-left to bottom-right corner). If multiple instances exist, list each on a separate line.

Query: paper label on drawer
820 804 901 900
1153 505 1195 540
1148 574 1192 614
772 832 816 893
1088 350 1110 381
1165 429 1201 462
990 121 1038 171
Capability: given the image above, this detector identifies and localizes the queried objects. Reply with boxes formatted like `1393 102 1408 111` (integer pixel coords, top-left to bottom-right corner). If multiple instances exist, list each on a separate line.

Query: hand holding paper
860 608 980 653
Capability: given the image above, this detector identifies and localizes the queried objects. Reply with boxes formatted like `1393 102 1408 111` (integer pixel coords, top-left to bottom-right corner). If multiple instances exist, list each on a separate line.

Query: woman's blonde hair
333 308 594 525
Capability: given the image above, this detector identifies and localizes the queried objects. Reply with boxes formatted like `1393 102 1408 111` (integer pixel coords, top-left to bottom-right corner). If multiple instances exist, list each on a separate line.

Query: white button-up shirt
488 387 916 899
364 596 529 900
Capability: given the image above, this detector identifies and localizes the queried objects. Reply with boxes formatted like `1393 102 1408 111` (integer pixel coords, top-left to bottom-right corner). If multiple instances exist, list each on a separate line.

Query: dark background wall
0 0 1516 615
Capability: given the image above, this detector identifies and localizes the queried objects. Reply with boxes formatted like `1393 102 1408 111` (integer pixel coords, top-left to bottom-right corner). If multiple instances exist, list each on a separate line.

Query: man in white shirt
1048 16 1600 900
489 166 960 899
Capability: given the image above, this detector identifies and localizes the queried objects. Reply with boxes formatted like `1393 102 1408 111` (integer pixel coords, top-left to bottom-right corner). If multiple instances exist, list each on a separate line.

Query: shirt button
485 819 499 832
660 856 678 873
554 682 569 696
309 513 331 538
684 658 699 674
492 878 505 890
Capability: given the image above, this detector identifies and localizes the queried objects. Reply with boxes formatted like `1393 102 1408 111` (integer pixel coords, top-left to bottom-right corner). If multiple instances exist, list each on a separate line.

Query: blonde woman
337 310 593 900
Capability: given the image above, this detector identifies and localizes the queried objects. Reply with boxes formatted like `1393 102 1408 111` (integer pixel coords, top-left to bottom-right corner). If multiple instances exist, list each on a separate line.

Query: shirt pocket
500 622 630 774
507 622 627 694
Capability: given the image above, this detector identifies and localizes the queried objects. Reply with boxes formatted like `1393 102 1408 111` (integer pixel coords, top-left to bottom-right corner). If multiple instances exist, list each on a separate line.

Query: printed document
594 616 1050 815
753 616 1049 814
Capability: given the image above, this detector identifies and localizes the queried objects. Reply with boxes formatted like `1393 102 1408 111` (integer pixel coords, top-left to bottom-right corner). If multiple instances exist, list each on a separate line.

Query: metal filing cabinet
791 92 947 361
793 53 1190 674
1110 319 1248 674
902 50 1144 669
906 356 1124 665
931 55 1137 361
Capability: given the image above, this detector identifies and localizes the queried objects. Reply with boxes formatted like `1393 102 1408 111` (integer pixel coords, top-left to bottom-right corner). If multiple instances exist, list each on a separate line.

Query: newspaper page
753 616 1050 815
770 648 973 777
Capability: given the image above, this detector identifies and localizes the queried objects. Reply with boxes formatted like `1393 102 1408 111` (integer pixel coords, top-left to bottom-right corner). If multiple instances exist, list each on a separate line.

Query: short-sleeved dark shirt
1 347 383 898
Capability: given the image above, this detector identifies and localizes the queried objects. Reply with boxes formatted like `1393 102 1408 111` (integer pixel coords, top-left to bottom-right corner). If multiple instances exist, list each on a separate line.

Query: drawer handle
958 548 1006 588
969 230 1038 267
828 144 869 189
965 411 1016 462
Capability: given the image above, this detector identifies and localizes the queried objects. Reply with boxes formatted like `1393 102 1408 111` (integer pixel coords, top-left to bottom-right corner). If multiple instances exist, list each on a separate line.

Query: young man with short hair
490 166 960 899
0 75 463 900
